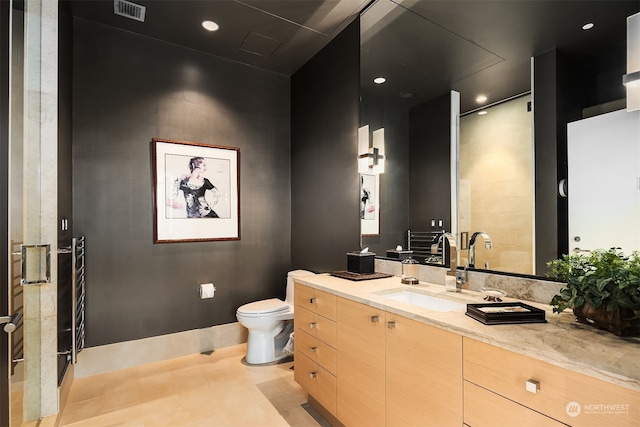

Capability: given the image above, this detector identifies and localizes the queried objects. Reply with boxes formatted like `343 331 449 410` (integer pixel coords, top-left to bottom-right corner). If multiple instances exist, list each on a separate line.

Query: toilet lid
237 298 290 315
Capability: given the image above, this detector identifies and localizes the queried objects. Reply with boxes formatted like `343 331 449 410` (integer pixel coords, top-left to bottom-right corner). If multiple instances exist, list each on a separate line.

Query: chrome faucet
468 231 492 269
438 232 458 292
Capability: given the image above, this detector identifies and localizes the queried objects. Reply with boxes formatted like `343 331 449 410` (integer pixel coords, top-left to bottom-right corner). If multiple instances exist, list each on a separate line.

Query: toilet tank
285 270 315 305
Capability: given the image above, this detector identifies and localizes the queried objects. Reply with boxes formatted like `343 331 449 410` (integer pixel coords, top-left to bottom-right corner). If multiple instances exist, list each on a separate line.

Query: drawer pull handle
370 315 379 323
310 371 317 379
525 379 540 394
387 321 396 329
309 322 317 329
310 346 317 353
309 297 316 304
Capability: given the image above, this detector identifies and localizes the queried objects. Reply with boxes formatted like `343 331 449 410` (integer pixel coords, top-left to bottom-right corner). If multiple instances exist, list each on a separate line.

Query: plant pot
573 303 640 337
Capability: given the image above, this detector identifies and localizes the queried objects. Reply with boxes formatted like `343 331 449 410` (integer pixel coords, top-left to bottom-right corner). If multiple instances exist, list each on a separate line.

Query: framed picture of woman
360 173 379 236
152 138 240 243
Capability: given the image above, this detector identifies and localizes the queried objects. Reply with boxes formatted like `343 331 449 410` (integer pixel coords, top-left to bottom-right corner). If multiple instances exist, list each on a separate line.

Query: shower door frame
1 0 12 424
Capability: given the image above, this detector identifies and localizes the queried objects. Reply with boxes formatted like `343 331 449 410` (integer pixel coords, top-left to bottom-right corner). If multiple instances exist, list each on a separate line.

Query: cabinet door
465 381 564 427
337 297 386 427
464 338 640 426
386 314 463 427
296 306 337 347
295 328 336 375
294 352 336 415
295 283 337 320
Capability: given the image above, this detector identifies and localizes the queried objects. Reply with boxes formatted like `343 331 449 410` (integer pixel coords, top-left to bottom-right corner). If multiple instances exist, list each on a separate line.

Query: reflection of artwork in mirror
360 173 379 236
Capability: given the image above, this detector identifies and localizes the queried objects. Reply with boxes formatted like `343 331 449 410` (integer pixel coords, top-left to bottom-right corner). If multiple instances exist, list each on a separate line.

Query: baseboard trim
308 394 344 427
74 322 247 377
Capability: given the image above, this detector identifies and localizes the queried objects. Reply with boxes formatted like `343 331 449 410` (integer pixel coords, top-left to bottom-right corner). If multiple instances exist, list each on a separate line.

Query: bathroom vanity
293 275 640 427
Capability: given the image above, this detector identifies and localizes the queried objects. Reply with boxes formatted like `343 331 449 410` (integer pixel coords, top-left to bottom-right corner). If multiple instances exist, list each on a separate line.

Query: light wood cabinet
335 297 463 427
386 313 463 426
463 337 640 426
295 283 337 319
336 297 386 427
295 350 337 415
294 283 337 415
294 283 639 427
464 381 564 427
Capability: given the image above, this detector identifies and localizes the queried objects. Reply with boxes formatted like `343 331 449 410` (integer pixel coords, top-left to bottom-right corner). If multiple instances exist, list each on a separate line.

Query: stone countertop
295 273 640 392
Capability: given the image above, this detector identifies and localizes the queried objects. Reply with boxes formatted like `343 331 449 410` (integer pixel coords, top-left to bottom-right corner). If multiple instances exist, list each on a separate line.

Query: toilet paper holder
199 283 216 299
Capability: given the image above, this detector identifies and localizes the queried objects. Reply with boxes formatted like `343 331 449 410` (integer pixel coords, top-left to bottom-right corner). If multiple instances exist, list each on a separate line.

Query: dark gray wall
291 20 361 272
73 18 292 346
57 0 73 382
533 50 560 275
408 93 452 232
361 102 410 255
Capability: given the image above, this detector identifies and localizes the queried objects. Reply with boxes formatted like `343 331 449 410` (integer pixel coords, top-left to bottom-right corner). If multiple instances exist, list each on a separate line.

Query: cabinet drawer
295 283 337 320
294 352 336 416
295 328 336 375
463 338 640 426
296 306 336 347
464 381 564 427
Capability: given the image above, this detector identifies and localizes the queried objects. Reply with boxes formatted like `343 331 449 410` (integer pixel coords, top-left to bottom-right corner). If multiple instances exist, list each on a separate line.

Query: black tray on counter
466 302 547 325
330 271 393 281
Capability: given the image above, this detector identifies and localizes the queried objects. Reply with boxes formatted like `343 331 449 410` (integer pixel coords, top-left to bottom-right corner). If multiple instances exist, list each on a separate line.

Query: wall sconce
358 125 385 174
624 12 640 111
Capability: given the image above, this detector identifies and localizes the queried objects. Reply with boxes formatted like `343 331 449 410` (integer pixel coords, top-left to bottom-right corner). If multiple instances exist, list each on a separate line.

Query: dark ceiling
68 0 370 75
361 0 640 112
69 0 639 113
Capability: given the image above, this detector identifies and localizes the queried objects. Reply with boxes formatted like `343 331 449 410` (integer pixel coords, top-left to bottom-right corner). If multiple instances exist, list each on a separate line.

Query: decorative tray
330 271 393 281
465 302 547 325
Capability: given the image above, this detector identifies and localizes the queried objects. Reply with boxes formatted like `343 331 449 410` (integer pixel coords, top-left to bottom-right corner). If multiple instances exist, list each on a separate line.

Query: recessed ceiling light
202 20 220 32
478 111 488 115
476 95 487 103
582 22 594 30
373 77 386 84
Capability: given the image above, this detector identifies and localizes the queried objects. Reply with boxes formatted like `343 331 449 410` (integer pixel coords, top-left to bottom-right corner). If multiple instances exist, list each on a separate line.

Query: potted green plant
547 248 640 337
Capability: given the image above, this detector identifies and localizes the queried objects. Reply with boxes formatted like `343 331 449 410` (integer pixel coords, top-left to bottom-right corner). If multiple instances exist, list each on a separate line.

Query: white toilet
236 269 315 365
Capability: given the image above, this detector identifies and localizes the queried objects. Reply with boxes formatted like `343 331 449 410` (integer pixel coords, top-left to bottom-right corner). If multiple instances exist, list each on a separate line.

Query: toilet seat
237 298 290 317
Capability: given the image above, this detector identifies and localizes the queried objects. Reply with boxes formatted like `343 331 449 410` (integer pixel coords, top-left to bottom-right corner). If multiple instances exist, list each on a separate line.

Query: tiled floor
17 344 324 427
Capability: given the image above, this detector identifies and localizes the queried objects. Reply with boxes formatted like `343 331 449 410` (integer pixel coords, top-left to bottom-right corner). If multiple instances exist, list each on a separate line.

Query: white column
22 0 59 420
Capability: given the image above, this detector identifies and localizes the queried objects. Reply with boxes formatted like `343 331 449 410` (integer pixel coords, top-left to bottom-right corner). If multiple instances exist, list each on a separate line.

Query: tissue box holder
386 250 413 260
347 252 375 274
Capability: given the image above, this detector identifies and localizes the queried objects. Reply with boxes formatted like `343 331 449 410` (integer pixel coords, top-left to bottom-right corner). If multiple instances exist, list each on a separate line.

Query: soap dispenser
401 258 419 285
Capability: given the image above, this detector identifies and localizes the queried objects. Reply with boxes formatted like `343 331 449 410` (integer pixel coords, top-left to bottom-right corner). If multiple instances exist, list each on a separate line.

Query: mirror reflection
459 94 533 275
360 0 639 277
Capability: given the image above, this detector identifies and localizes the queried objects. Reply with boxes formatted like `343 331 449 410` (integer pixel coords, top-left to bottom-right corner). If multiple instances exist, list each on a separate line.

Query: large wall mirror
360 0 639 277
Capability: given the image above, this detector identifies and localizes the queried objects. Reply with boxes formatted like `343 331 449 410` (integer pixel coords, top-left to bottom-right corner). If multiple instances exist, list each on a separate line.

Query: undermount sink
378 289 466 312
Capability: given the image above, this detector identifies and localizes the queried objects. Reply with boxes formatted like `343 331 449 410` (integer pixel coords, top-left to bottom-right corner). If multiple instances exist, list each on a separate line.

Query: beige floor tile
102 381 143 412
99 402 146 425
55 344 322 427
58 397 105 426
67 374 106 403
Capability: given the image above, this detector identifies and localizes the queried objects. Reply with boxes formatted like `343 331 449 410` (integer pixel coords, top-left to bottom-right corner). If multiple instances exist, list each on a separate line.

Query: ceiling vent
114 0 146 22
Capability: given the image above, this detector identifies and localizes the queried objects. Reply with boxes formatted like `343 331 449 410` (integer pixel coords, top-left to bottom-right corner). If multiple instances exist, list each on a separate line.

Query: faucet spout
438 232 457 275
468 231 492 269
438 232 458 292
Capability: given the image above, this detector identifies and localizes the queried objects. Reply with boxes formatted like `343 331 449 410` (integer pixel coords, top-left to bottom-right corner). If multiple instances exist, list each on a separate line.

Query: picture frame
152 138 240 243
360 173 380 236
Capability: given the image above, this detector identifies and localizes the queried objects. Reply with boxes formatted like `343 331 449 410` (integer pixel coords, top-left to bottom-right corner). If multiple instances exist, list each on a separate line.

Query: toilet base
245 320 293 365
